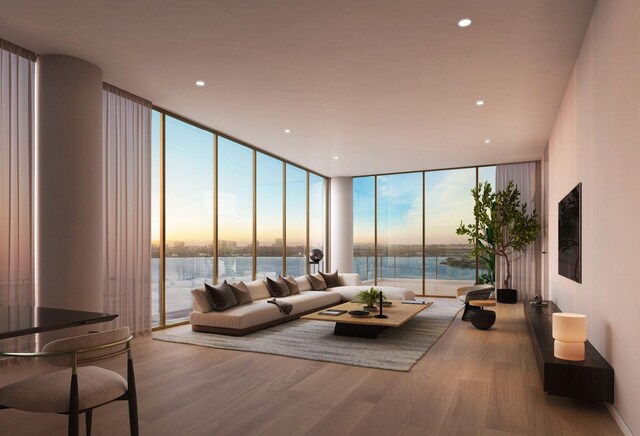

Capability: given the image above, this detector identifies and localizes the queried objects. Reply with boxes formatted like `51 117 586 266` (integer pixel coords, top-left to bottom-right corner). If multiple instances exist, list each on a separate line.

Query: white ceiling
0 0 595 177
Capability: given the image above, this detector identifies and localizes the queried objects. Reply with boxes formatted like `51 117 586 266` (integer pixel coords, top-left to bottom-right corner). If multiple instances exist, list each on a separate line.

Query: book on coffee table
318 309 348 316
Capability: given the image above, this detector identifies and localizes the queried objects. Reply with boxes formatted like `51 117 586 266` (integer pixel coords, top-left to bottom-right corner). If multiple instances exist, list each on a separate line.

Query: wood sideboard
523 300 614 403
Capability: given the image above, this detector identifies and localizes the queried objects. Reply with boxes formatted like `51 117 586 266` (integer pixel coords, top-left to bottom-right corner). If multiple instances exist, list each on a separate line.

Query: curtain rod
0 38 36 62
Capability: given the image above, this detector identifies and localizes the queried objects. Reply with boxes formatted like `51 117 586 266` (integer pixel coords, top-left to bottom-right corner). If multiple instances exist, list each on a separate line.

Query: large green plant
456 181 540 289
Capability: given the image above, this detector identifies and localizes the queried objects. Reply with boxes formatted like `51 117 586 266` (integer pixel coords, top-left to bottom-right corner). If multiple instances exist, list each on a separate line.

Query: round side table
468 300 496 330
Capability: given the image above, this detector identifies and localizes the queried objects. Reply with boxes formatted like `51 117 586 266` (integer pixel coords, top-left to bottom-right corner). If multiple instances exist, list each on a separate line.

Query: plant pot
497 288 517 304
363 305 377 311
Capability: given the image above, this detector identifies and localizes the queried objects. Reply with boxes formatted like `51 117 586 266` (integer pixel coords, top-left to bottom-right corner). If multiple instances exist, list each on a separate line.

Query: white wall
329 177 353 273
548 0 640 433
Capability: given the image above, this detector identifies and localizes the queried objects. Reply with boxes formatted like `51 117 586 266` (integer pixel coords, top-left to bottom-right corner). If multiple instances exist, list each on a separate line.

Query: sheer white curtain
496 162 540 300
103 84 152 335
0 40 36 359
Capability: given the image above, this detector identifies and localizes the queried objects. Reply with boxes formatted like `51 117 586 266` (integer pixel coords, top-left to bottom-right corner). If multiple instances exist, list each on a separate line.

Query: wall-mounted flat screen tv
558 183 581 283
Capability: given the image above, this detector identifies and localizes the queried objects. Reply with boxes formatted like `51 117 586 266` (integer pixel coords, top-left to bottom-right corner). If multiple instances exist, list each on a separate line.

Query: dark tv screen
558 183 581 283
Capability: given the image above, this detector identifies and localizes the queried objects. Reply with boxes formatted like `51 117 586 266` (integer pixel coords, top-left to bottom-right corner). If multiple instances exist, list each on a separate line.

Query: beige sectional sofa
190 273 416 336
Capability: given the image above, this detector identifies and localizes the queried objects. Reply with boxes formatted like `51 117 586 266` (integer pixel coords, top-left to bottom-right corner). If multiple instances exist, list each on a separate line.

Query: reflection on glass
377 173 423 292
353 177 375 283
164 116 214 323
425 168 476 296
286 165 307 276
218 137 254 283
256 153 283 279
308 174 326 272
151 110 161 326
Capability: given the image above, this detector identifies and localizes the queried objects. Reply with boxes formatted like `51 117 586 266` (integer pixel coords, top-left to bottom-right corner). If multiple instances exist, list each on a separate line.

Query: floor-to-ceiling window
308 174 327 272
425 168 476 296
285 164 308 276
151 111 162 326
477 165 497 281
353 176 375 284
151 110 329 328
164 116 214 323
256 153 284 279
377 173 424 292
353 165 496 296
218 137 254 283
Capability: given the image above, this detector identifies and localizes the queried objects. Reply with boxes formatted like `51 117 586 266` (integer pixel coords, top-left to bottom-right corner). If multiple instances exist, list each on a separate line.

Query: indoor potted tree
456 181 540 303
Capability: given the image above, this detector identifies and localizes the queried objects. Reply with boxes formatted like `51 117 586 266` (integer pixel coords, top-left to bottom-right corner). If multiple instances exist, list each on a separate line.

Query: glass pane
425 168 476 296
308 174 327 273
164 116 214 324
286 165 307 277
256 153 283 279
377 173 423 293
151 110 161 326
477 166 496 283
353 176 375 284
218 137 254 282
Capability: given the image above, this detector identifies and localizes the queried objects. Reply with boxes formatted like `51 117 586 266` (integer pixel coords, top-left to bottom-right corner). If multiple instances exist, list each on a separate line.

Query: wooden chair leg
86 409 93 436
127 358 139 436
68 374 79 436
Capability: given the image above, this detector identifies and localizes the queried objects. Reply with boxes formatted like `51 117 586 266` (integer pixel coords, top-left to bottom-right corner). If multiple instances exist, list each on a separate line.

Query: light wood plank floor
0 303 621 435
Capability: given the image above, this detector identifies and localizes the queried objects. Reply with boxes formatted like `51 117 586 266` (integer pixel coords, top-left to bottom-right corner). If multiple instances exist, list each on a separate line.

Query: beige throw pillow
283 276 300 295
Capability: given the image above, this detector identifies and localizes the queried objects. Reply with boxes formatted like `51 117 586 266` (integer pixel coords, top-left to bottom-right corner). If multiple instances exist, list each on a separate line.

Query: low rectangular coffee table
301 301 433 339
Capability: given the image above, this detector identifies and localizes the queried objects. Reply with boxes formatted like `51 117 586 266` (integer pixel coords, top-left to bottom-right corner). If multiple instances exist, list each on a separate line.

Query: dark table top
0 306 118 340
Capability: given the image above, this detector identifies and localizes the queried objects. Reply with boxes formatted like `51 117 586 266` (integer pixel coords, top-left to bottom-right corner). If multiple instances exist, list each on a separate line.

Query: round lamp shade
552 313 587 342
309 249 324 262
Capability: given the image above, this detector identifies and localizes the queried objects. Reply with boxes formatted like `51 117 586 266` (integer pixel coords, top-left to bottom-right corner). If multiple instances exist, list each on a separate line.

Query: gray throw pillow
307 273 327 291
283 276 300 295
319 270 340 288
204 282 238 311
227 280 253 305
191 289 213 312
266 276 291 298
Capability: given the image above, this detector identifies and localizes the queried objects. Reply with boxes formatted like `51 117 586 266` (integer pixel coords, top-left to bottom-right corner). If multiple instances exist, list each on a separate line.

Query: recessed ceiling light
458 18 472 27
475 100 485 106
333 156 339 160
195 80 206 87
484 139 492 144
284 129 291 134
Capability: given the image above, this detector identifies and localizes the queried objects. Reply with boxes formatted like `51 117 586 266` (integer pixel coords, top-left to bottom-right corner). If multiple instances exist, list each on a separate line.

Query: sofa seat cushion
190 291 340 330
327 286 416 302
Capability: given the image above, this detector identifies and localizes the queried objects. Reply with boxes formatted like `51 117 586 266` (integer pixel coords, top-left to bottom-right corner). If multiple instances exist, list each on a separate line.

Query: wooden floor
0 303 621 435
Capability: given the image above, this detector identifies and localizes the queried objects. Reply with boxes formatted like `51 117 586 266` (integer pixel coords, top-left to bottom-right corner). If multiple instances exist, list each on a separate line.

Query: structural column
330 177 353 273
36 55 104 313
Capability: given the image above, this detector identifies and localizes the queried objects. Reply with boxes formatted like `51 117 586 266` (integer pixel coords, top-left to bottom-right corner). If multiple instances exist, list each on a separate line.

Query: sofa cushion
228 281 253 305
294 276 313 292
266 277 291 298
283 276 300 295
319 270 340 288
307 273 327 291
244 279 271 300
338 273 361 286
327 285 416 302
205 282 238 311
191 288 213 312
190 291 340 330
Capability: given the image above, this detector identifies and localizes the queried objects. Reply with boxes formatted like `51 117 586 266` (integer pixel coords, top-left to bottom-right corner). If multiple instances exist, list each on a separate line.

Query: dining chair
0 327 138 436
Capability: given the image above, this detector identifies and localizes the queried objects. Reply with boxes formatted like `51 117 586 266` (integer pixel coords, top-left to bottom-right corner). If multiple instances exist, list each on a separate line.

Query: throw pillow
227 280 253 305
204 282 238 311
266 276 291 298
307 273 327 291
283 276 300 295
191 288 213 312
319 270 340 288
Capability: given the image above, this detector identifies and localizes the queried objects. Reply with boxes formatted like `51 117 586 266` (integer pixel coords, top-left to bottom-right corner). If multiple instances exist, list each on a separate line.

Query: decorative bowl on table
348 310 372 318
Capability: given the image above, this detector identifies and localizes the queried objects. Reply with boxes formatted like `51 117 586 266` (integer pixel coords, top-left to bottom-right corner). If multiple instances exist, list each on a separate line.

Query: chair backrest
42 327 131 367
464 286 495 304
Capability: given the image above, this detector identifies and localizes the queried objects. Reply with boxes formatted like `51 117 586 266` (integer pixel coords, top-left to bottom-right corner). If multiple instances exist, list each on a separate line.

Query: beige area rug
153 298 462 372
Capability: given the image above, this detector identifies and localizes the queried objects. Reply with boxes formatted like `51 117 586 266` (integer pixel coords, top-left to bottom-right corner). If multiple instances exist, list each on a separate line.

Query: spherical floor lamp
309 249 324 273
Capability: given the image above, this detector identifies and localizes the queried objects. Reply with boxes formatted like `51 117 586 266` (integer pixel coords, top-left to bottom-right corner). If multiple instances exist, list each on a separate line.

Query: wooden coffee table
301 301 433 339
